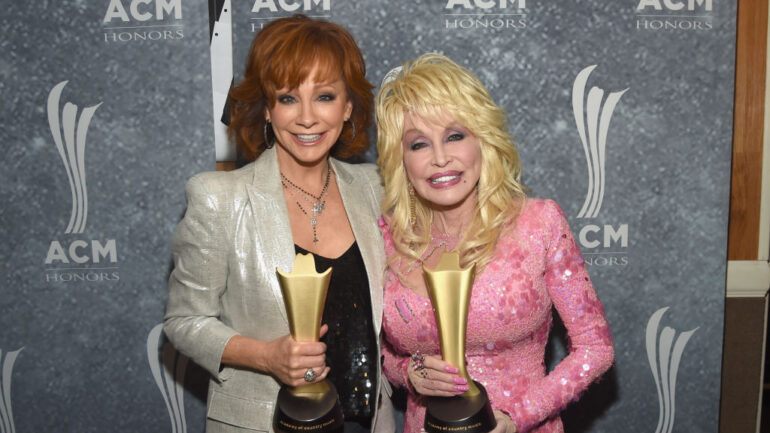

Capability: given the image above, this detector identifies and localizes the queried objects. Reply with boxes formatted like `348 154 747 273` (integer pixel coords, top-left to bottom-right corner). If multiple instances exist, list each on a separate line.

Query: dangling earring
263 121 274 149
408 184 416 228
349 120 356 142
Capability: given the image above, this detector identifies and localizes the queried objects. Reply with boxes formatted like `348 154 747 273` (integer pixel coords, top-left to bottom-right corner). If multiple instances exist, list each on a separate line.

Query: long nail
456 384 470 391
445 366 459 374
453 377 467 385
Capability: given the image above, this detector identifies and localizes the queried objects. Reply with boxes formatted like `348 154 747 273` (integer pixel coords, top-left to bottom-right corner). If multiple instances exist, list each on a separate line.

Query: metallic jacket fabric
164 147 393 432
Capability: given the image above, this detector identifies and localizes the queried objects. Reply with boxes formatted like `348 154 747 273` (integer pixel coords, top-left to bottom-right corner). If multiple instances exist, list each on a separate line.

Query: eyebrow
401 128 425 139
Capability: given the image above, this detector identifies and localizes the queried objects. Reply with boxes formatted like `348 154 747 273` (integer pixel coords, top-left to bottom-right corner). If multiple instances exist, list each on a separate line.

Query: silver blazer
164 147 394 433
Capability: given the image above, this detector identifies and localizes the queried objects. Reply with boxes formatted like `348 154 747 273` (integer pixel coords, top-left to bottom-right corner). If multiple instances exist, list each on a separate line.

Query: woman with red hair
164 15 394 433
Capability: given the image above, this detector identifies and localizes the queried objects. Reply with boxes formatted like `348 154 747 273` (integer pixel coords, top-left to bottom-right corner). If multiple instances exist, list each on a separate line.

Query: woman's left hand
489 410 517 433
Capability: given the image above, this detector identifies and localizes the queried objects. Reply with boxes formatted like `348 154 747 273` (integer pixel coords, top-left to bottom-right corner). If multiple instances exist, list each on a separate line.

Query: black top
294 242 377 421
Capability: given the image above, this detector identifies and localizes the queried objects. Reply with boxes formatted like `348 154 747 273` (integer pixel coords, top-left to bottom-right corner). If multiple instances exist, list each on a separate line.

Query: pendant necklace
280 163 332 243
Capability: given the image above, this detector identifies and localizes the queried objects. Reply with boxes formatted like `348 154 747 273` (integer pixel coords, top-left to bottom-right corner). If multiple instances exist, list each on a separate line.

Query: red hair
228 14 374 161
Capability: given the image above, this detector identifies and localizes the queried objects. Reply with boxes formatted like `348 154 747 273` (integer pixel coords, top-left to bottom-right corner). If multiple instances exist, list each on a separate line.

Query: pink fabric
379 199 614 433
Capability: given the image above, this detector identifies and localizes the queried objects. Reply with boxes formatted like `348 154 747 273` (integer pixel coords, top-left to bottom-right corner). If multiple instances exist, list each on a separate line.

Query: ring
304 368 317 382
411 350 425 371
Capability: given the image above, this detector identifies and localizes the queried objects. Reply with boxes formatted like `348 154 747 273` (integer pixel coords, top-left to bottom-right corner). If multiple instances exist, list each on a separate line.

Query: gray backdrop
1 1 733 432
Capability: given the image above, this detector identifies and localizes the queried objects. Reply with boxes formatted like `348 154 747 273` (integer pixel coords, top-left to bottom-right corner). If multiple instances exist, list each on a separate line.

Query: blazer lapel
332 160 385 333
244 147 294 325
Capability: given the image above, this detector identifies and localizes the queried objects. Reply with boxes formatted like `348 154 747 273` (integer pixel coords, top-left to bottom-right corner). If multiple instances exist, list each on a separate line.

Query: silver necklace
280 164 331 243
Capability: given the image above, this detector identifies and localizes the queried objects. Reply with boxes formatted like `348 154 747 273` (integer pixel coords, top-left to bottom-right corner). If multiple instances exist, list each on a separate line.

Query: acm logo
445 0 525 7
43 81 119 283
251 0 330 13
250 0 331 31
635 0 713 31
102 0 184 43
571 66 629 267
646 307 698 433
444 0 526 29
636 0 711 11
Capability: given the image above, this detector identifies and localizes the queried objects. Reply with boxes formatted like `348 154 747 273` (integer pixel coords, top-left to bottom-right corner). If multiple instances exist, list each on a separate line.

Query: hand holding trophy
422 252 496 433
273 253 343 433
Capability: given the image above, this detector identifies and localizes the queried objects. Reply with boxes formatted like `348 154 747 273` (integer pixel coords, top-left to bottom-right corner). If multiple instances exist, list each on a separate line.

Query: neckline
295 242 357 261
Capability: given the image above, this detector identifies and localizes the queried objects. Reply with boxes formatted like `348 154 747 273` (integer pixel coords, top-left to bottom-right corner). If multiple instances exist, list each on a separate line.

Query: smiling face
266 66 353 168
401 111 482 214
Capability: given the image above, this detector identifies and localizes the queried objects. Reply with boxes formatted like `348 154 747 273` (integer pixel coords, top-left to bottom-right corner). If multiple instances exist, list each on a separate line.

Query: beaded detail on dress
295 242 377 420
379 199 614 433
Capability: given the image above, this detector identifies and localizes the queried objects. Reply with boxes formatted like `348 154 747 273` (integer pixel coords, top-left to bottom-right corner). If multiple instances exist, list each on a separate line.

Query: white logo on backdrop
634 0 713 31
572 65 628 219
252 0 330 13
443 0 526 29
646 307 698 433
636 0 711 11
250 0 331 32
148 324 189 433
102 0 184 42
0 348 23 433
44 82 119 282
571 66 629 266
47 81 103 234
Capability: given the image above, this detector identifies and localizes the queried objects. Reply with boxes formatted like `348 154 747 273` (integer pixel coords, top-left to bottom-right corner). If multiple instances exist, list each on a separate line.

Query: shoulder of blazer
184 162 255 197
331 159 384 207
181 163 258 226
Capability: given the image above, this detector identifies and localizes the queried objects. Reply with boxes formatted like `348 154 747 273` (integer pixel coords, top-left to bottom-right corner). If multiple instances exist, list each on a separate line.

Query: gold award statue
423 252 496 433
272 253 343 433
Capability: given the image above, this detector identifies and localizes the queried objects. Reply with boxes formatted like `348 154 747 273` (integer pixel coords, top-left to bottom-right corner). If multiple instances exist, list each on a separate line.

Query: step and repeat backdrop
1 1 735 432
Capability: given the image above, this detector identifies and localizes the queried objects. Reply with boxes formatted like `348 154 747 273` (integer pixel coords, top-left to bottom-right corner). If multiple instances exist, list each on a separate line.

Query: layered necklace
280 163 332 243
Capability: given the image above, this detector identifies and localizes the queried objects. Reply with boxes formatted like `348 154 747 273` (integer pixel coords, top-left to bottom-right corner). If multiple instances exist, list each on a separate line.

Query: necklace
402 224 462 275
280 163 332 243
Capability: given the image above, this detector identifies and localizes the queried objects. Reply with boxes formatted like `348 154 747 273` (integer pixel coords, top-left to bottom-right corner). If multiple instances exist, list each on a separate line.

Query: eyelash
409 141 428 151
408 132 465 151
276 93 336 104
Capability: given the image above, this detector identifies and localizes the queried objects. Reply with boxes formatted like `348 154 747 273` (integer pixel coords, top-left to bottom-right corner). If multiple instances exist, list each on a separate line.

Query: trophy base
273 380 343 433
424 381 496 433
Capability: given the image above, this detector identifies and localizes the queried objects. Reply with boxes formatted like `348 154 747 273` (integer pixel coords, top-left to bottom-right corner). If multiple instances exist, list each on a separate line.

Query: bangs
393 88 469 136
262 34 344 101
387 71 471 129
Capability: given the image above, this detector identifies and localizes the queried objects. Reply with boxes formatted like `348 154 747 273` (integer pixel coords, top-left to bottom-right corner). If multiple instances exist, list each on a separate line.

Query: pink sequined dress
379 199 614 433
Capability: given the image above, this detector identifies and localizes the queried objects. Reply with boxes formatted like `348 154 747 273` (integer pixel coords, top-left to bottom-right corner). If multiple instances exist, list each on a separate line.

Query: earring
408 184 416 228
348 120 356 142
263 121 274 149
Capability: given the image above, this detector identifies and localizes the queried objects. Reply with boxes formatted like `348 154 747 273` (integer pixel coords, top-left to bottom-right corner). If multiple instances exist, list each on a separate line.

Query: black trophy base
273 381 343 433
424 380 496 433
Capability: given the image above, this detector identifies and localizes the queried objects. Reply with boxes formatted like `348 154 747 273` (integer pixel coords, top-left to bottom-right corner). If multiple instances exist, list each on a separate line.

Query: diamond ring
304 368 317 382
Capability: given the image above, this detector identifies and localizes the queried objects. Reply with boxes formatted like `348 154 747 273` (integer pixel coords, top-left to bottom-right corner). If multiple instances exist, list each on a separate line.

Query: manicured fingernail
453 377 467 385
456 384 470 391
445 366 459 374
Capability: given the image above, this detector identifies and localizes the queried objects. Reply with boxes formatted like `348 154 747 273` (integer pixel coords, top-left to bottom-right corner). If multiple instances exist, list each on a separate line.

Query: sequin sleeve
501 200 614 431
381 333 413 391
378 217 413 391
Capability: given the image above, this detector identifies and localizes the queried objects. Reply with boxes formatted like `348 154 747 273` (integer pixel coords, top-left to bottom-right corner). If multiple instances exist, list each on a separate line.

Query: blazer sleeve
163 173 240 381
499 200 614 431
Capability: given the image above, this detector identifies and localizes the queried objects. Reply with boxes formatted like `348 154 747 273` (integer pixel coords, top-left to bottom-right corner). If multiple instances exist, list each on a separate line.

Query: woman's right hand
407 353 469 397
262 324 331 387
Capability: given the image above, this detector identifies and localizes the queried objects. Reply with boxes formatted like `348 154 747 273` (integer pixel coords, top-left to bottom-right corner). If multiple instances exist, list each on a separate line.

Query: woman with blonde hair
376 53 613 433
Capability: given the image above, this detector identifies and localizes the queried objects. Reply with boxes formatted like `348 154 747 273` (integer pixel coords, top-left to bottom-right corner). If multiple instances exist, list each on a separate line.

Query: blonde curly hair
375 53 527 271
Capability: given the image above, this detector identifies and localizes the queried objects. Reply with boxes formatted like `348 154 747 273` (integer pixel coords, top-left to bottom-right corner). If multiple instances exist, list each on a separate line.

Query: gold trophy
272 253 343 433
423 252 496 433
